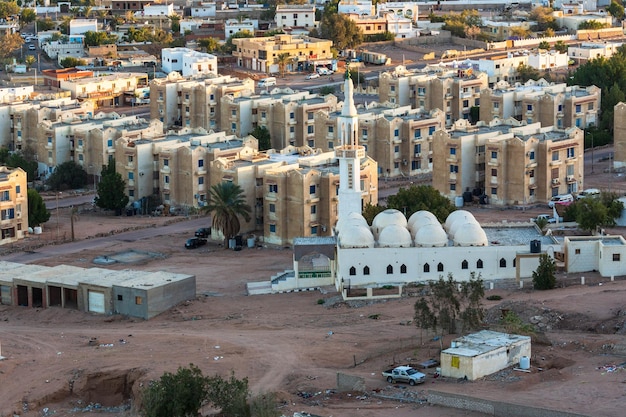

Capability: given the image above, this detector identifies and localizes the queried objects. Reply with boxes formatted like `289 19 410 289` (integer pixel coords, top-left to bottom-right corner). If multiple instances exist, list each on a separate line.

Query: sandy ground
1 153 626 417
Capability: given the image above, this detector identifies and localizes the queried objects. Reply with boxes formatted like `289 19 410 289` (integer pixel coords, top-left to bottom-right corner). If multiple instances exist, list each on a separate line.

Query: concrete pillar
520 280 524 289
489 282 494 290
611 275 615 282
581 276 585 285
367 287 373 298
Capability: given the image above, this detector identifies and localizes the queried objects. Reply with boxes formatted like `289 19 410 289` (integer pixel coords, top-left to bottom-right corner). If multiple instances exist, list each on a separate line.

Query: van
577 188 600 200
548 193 574 207
258 77 276 88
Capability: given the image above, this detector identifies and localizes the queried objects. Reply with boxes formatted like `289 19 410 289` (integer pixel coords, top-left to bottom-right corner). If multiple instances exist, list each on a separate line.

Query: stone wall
336 372 366 392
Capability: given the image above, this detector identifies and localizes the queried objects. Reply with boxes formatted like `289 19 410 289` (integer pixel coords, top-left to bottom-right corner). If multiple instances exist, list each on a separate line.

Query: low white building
338 0 374 15
440 331 531 381
377 2 419 23
384 13 417 39
190 2 216 17
180 18 210 35
568 41 624 62
564 235 626 276
527 50 569 71
69 19 98 35
161 47 218 77
42 36 86 61
275 4 316 29
138 3 174 16
0 86 34 104
225 19 257 39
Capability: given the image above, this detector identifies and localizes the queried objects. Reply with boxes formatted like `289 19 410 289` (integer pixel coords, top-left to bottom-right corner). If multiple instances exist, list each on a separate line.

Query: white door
88 290 105 313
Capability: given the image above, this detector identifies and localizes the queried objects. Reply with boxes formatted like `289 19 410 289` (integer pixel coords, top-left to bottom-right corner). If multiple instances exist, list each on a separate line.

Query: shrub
486 295 502 301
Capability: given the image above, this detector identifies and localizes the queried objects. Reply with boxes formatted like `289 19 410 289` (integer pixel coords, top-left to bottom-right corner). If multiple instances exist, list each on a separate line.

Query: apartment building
275 4 316 29
220 90 339 148
379 66 488 127
224 19 257 39
59 72 149 108
345 14 388 36
232 34 333 74
432 119 584 206
149 72 255 131
481 20 532 42
41 68 94 89
314 105 445 178
613 102 626 170
161 48 218 78
0 166 27 246
480 80 601 129
568 41 625 63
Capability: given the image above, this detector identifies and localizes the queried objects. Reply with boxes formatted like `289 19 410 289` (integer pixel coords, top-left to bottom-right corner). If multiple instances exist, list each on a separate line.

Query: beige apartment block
116 129 257 207
480 80 601 130
0 166 27 245
432 119 584 206
232 34 333 74
150 72 255 132
60 72 149 108
314 104 445 178
379 66 488 127
614 102 626 170
216 147 378 245
345 14 388 36
220 89 339 148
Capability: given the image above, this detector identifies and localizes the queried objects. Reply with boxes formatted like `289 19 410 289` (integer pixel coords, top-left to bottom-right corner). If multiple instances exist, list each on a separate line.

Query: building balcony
335 146 365 159
196 167 207 175
487 158 499 166
127 162 135 170
128 179 135 187
550 160 561 166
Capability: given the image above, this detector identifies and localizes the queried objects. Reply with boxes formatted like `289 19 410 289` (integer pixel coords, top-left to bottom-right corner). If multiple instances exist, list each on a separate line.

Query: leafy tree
530 6 558 31
203 182 252 247
532 253 556 290
84 30 117 46
249 126 271 151
510 26 531 39
37 17 56 31
0 149 37 182
142 364 208 417
169 14 181 33
60 57 87 68
567 192 624 233
46 161 88 191
24 54 36 70
95 158 129 213
441 10 483 38
607 0 625 20
362 202 385 225
249 392 281 417
554 40 568 53
464 25 481 40
538 40 551 50
459 272 485 332
312 12 363 50
364 31 395 42
0 33 23 60
0 1 19 20
579 20 609 30
274 52 294 77
198 37 221 53
27 188 50 227
19 8 36 27
205 371 250 416
386 185 456 222
517 63 540 82
543 27 555 38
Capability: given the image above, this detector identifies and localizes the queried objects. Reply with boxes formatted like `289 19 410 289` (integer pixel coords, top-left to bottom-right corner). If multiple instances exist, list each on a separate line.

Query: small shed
0 261 26 305
78 268 126 315
7 264 49 307
440 330 531 381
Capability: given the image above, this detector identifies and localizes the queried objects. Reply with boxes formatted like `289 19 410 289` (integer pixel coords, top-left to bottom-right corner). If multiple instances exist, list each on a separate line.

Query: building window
269 203 275 213
198 159 204 167
529 151 535 160
349 266 356 275
450 183 456 191
513 258 516 267
394 129 399 137
269 184 278 193
311 226 318 234
328 126 334 134
414 129 421 139
164 175 169 184
477 259 483 269
491 151 497 159
135 296 143 305
567 147 575 158
363 266 370 275
575 248 581 255
613 254 621 262
308 112 314 120
449 165 458 173
107 139 113 147
429 126 436 135
117 295 123 301
311 205 316 214
552 151 559 161
575 104 581 113
400 264 407 273
164 159 169 166
386 265 393 274
450 147 456 155
491 168 497 177
15 185 20 194
231 122 237 131
307 125 314 134
128 189 134 197
128 172 134 180
437 262 444 272
198 177 204 185
290 112 295 120
269 224 276 233
491 187 497 195
412 160 421 170
461 260 468 269
527 104 533 111
500 258 506 267
424 263 430 273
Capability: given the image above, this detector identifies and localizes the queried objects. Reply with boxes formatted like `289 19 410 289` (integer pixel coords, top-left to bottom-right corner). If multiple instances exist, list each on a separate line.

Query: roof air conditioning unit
552 178 560 185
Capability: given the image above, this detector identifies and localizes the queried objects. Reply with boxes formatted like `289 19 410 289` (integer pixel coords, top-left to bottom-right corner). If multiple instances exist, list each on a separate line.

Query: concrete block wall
336 372 366 392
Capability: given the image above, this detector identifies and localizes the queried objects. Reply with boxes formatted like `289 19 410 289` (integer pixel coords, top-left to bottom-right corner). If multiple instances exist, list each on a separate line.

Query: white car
305 73 320 80
577 188 600 199
28 44 36 50
548 194 574 208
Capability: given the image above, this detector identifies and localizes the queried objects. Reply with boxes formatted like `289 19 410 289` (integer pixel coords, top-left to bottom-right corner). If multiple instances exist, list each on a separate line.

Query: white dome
448 216 479 239
453 223 488 246
339 224 375 248
408 211 439 235
378 224 413 248
444 210 476 231
414 224 449 247
372 209 408 238
335 212 368 234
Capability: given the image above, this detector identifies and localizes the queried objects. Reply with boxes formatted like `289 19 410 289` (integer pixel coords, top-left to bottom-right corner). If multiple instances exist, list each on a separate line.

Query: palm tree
275 52 294 78
203 182 251 248
24 55 36 70
82 6 93 18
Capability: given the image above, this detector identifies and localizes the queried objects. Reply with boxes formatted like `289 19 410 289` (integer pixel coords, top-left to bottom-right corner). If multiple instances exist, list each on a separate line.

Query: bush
317 298 325 305
486 295 502 301
532 254 557 290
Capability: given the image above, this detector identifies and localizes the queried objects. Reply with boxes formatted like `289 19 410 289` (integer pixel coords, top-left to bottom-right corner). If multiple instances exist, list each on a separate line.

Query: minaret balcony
335 145 365 159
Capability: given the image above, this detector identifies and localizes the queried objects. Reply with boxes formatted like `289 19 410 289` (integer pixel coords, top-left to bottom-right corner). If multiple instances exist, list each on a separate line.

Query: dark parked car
195 227 211 238
185 237 207 249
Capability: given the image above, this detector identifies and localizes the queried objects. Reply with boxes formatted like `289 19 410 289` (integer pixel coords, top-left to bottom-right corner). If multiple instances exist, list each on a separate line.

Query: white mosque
248 69 626 299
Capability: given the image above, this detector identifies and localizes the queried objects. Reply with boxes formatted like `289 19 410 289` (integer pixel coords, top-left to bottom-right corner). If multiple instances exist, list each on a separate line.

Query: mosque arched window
423 263 430 273
349 266 356 276
400 264 407 274
512 258 516 267
500 258 507 268
437 262 444 272
386 264 393 274
476 259 484 269
363 266 370 275
461 260 468 270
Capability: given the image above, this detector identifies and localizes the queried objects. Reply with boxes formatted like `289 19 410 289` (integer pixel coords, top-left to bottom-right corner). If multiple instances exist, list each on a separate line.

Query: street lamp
586 131 594 174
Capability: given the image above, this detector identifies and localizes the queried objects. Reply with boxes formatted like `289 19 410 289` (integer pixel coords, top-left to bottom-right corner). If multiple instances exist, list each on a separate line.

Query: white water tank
520 356 530 370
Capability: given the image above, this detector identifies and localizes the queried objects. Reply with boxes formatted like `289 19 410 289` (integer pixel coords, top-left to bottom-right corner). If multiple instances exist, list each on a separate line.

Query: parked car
28 44 36 50
305 73 320 80
195 227 211 238
532 214 563 224
548 194 574 208
577 188 601 200
185 237 207 249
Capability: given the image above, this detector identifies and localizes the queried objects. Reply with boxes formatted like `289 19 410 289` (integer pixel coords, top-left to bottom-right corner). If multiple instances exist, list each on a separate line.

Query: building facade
161 47 218 78
0 167 28 246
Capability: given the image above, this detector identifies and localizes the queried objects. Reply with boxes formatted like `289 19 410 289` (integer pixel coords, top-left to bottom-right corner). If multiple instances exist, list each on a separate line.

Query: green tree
19 8 36 27
0 1 20 20
312 12 363 50
386 185 456 222
84 30 117 46
203 182 252 247
169 14 181 33
579 20 608 30
0 33 23 60
198 37 221 53
554 40 568 53
205 371 250 416
538 40 551 50
46 161 88 191
249 126 271 151
24 54 36 70
517 63 540 82
568 192 624 233
607 0 625 20
275 52 294 77
224 30 254 53
0 149 38 182
37 17 56 32
459 272 485 332
362 203 385 225
27 188 50 227
95 158 129 213
60 57 87 68
142 364 208 417
532 253 556 290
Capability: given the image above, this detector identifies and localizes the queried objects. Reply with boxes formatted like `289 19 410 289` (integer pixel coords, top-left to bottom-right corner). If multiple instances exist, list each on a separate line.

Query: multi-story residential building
383 13 417 39
432 119 584 206
190 2 217 18
42 35 85 62
480 80 601 129
568 41 625 63
275 4 316 29
59 72 149 107
149 72 255 131
224 19 257 39
379 66 488 127
338 0 374 15
232 34 333 74
613 102 626 170
220 90 339 148
0 167 27 245
345 14 388 37
377 2 419 23
314 105 445 178
161 47 218 77
481 20 532 42
41 68 94 88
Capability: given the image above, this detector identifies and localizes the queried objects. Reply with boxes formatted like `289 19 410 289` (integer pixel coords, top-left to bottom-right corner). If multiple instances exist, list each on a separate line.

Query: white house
384 13 417 39
568 41 624 63
161 47 218 77
42 35 85 61
225 19 257 39
338 0 374 15
377 2 419 23
190 2 216 18
138 3 174 17
275 4 316 29
527 50 569 71
69 19 98 35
